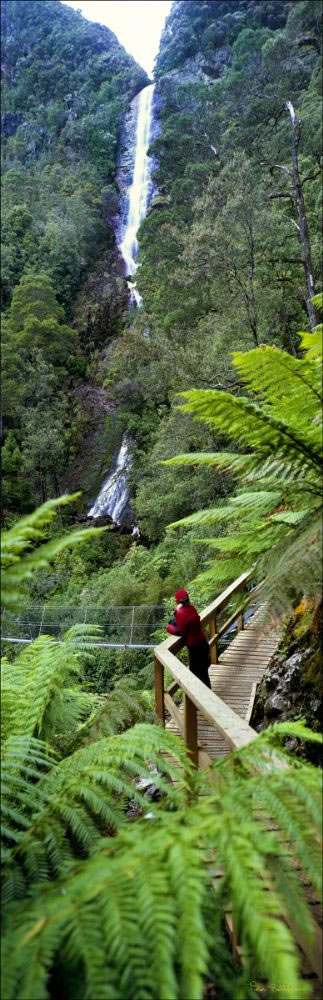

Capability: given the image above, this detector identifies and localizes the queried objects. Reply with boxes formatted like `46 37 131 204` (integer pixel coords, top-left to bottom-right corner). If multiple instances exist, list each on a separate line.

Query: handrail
199 570 252 627
154 644 257 750
154 570 256 767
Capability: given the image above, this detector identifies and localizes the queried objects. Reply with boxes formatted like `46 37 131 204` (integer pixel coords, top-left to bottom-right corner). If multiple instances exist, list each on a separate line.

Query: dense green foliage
165 308 322 614
2 0 322 681
1 493 107 610
1 0 147 512
3 0 322 528
1 0 146 310
1 0 146 304
1 6 322 995
155 1 294 78
111 0 321 556
1 503 322 1000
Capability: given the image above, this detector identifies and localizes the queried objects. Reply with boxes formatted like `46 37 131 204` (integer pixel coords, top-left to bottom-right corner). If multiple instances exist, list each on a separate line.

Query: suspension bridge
1 597 254 650
0 603 166 649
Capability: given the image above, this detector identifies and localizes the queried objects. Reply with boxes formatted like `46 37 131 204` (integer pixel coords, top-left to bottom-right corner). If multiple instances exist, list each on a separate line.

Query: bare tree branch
261 104 317 331
266 192 294 201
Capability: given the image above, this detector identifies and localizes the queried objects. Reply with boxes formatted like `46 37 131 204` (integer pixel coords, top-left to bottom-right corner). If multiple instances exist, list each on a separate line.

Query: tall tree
9 272 78 367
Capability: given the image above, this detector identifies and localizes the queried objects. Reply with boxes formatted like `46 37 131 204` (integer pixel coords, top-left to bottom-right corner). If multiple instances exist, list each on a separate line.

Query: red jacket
167 603 206 647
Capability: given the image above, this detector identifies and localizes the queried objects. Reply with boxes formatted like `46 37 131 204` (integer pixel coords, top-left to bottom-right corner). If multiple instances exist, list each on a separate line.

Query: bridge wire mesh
1 604 166 647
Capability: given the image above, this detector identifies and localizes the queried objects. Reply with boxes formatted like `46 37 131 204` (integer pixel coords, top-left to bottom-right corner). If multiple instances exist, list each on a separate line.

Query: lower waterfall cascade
88 436 130 521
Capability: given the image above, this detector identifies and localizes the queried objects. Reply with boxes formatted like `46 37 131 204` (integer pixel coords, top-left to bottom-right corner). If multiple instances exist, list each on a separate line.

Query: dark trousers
188 639 211 689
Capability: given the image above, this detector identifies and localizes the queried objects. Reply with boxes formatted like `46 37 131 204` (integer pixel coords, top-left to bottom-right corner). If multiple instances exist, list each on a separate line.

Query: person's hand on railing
166 614 181 636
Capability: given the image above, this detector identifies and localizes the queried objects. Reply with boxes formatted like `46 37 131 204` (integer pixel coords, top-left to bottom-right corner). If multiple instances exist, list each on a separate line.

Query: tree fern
164 325 322 614
2 723 321 1000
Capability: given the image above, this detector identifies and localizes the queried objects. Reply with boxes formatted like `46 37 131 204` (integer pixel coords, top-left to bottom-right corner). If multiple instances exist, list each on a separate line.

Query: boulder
264 692 288 718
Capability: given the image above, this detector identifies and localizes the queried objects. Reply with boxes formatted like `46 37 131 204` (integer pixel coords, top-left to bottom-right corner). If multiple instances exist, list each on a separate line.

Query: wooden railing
155 580 323 983
154 570 255 768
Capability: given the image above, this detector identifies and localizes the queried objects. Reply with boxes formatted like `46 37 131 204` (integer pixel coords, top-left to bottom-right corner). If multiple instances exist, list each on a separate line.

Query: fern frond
2 819 209 1000
299 319 322 360
1 627 101 744
312 292 323 314
1 724 190 905
255 777 322 896
260 508 322 615
216 813 308 995
232 345 322 421
165 449 321 496
1 495 107 611
73 677 153 750
178 389 322 470
2 501 321 998
167 336 322 614
163 450 252 471
169 491 284 531
261 720 322 746
2 723 321 1000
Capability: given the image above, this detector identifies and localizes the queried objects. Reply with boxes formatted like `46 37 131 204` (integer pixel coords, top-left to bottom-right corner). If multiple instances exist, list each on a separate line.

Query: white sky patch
62 0 172 76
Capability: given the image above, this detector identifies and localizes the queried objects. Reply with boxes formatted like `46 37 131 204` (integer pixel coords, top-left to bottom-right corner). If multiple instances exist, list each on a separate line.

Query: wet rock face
126 766 163 819
251 624 322 762
158 46 233 86
264 692 289 718
284 652 304 689
116 90 141 242
86 513 113 527
117 102 137 201
60 384 117 507
73 247 129 351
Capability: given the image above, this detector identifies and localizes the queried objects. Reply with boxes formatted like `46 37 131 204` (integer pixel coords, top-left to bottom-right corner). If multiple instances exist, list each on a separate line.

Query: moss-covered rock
251 602 322 763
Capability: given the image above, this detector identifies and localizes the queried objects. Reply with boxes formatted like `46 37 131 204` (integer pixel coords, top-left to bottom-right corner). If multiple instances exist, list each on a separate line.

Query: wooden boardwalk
165 604 280 760
154 579 322 993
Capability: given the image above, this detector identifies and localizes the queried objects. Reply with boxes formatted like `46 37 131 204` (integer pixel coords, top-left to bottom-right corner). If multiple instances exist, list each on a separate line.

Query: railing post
209 615 218 663
154 656 165 725
184 694 198 767
237 584 246 632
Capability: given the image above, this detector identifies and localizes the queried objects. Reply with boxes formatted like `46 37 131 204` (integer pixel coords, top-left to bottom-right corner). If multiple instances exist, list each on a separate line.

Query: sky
62 1 172 77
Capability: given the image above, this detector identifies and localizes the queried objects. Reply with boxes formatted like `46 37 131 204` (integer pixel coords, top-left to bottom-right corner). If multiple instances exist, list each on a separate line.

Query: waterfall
88 84 155 523
88 436 130 521
120 83 155 306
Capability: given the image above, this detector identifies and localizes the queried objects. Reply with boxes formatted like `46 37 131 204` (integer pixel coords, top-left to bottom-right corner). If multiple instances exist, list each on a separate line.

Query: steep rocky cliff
1 0 148 317
251 602 322 761
155 0 293 80
1 0 148 514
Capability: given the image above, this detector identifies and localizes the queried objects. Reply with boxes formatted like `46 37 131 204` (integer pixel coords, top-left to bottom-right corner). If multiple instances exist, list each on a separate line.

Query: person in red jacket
166 589 211 688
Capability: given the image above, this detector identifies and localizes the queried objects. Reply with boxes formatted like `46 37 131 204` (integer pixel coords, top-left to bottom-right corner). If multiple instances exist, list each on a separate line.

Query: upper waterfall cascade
120 83 155 307
89 84 155 523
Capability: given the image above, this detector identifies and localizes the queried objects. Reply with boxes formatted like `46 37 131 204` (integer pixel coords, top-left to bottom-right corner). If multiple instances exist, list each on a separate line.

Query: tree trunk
53 469 60 498
285 100 316 331
39 463 46 504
